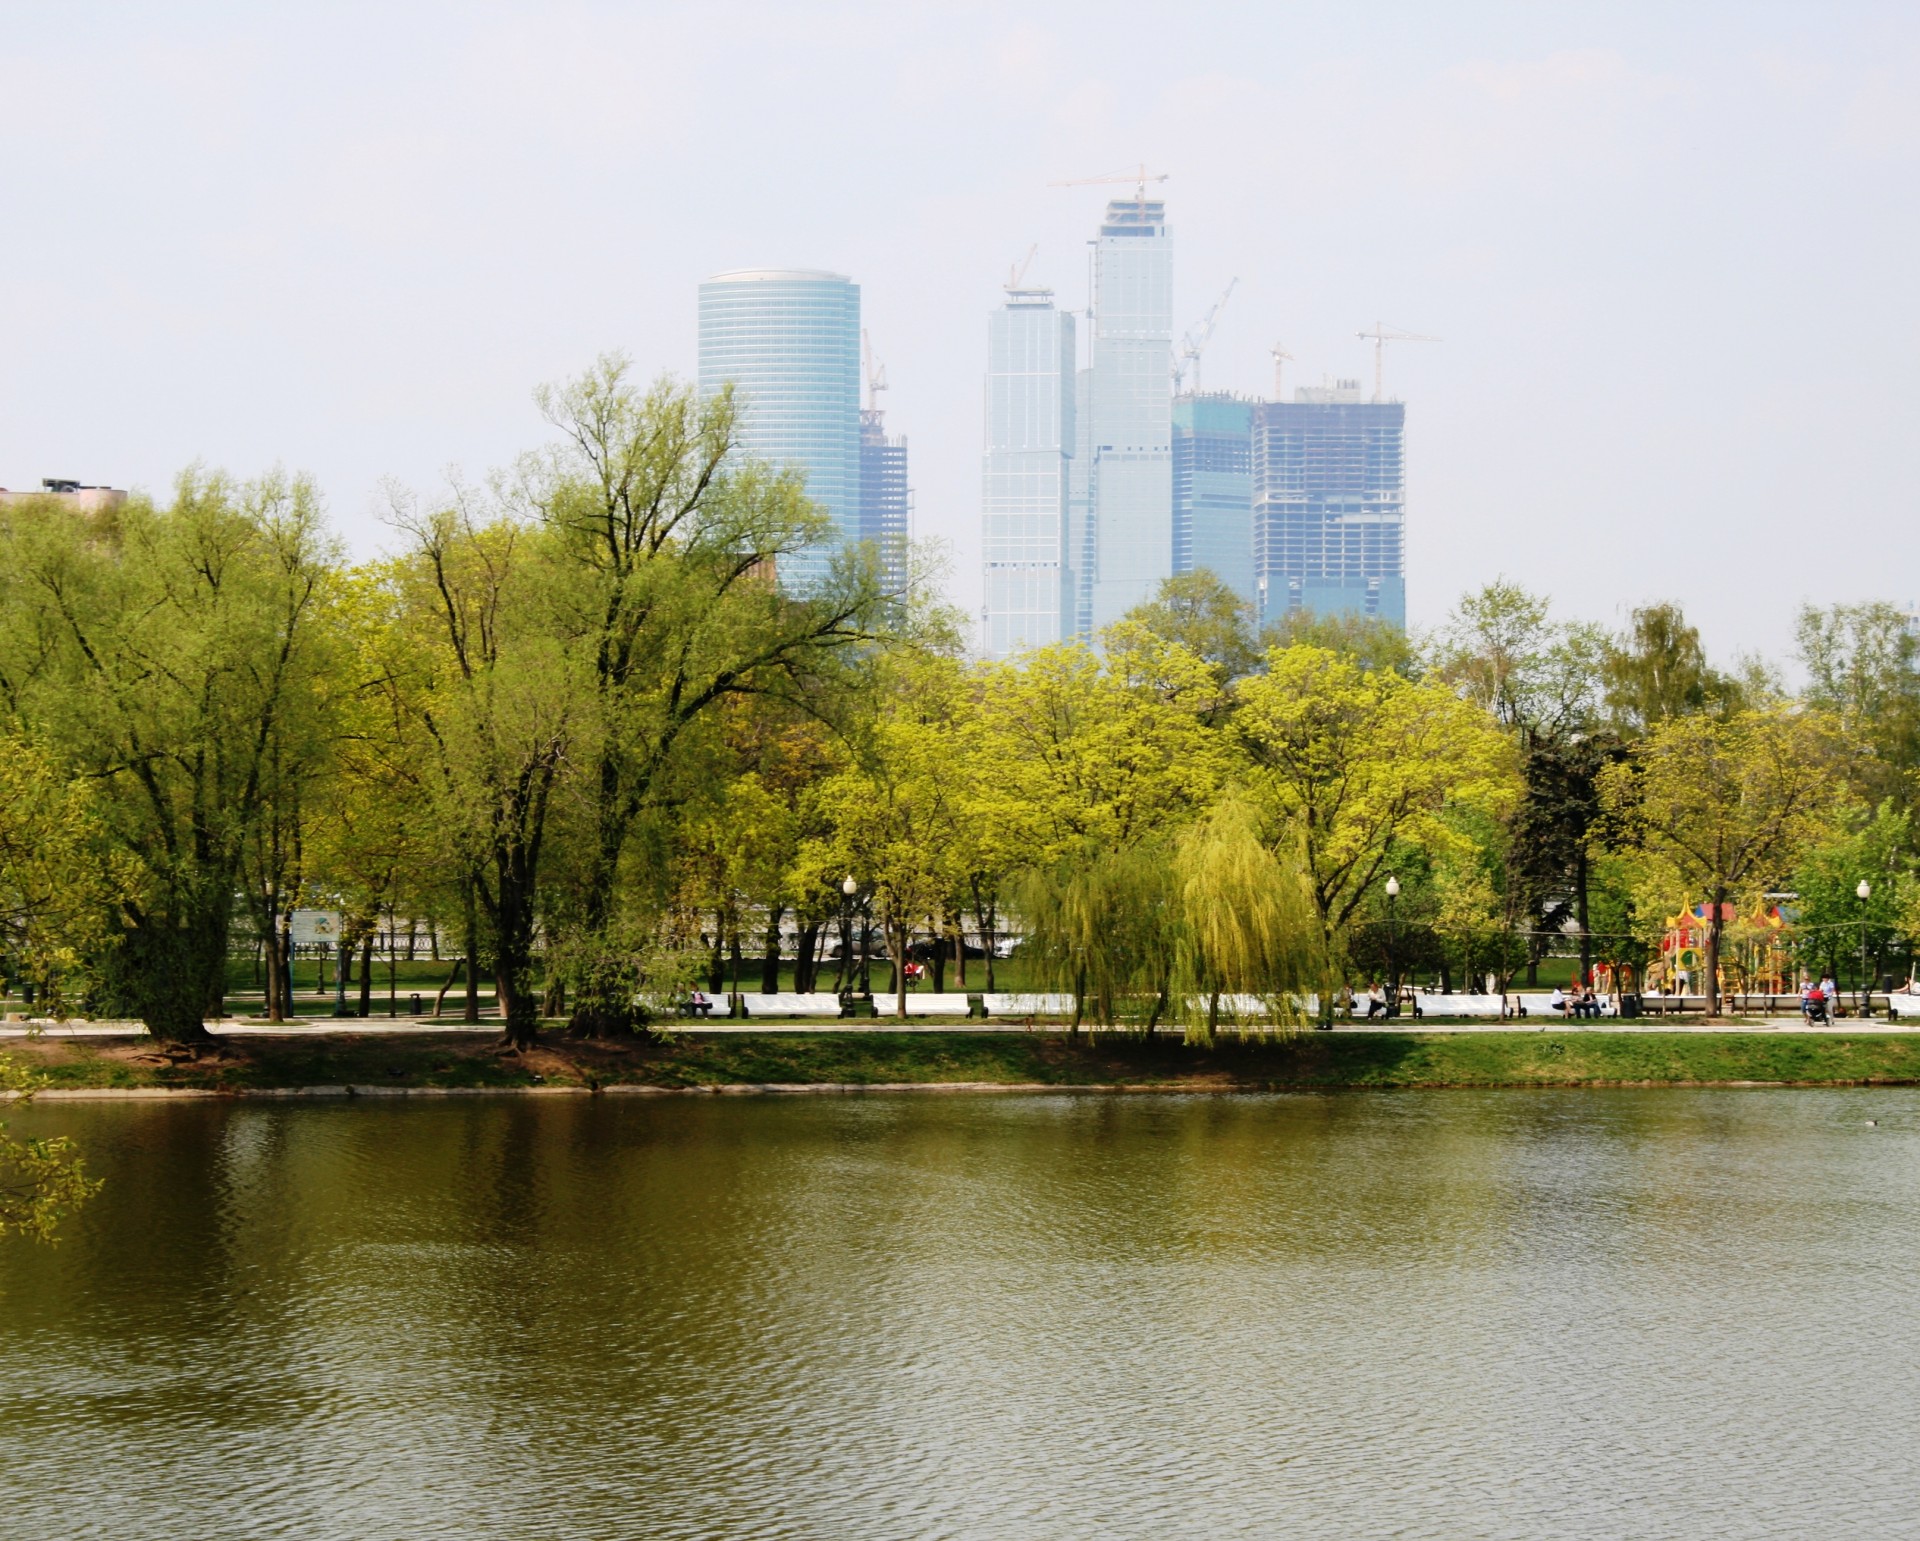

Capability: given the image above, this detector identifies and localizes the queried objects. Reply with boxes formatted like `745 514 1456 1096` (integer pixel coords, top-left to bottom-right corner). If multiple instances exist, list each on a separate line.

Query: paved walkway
2 1016 1913 1038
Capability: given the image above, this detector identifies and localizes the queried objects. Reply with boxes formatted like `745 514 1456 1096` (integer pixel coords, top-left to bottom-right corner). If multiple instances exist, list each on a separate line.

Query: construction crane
1172 277 1238 395
1004 244 1039 292
1269 342 1295 401
861 329 887 414
1356 322 1440 403
1048 163 1169 211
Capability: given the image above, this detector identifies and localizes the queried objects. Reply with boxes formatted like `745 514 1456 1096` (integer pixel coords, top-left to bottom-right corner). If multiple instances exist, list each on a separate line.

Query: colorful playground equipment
1643 900 1796 997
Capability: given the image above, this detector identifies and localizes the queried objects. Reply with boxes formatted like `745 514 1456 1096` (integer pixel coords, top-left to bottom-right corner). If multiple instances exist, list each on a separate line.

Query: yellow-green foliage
0 1056 99 1243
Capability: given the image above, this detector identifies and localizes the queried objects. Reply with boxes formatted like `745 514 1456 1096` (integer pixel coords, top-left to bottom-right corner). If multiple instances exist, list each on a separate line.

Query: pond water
2 1089 1917 1539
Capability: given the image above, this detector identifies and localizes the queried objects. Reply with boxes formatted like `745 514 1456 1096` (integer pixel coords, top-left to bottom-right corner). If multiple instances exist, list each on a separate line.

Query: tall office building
1253 379 1406 627
1171 394 1255 607
697 269 862 588
1077 196 1174 634
859 405 911 594
980 286 1076 659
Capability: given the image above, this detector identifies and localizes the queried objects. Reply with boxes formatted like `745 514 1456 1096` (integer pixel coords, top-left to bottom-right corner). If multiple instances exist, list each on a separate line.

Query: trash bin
1620 993 1642 1019
409 993 423 1016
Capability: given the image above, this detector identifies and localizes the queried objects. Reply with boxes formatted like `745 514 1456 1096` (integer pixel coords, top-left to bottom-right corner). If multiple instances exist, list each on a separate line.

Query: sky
4 0 1918 664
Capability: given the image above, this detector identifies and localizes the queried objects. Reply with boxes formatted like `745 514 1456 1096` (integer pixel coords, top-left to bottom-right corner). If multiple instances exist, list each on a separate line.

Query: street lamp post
839 875 857 1009
1858 879 1872 1017
1385 875 1400 1016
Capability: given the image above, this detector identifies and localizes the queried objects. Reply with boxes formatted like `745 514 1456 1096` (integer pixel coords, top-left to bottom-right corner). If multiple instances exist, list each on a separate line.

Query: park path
2 1017 1914 1038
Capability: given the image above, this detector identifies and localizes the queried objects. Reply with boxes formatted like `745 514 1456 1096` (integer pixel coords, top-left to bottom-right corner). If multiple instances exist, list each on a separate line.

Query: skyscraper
1253 379 1407 627
697 269 862 588
1079 196 1173 634
981 285 1075 659
1171 394 1254 606
859 404 910 595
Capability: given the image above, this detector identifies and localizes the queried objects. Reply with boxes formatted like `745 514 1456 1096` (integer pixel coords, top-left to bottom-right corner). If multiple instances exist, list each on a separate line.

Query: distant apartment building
697 269 862 589
0 478 127 513
1253 379 1406 627
1071 196 1174 636
980 285 1075 659
858 405 911 594
1171 395 1255 608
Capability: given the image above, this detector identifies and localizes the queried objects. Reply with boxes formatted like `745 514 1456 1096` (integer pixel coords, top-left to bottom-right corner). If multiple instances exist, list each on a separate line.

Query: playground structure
1643 900 1796 998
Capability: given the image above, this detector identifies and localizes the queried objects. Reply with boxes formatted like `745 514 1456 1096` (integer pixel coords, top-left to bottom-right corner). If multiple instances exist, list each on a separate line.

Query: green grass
9 1029 1920 1095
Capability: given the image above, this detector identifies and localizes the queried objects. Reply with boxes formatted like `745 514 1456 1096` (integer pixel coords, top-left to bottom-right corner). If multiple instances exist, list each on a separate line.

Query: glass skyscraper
697 269 862 588
859 405 910 595
980 286 1075 659
1172 394 1255 607
1078 198 1173 634
1253 380 1407 626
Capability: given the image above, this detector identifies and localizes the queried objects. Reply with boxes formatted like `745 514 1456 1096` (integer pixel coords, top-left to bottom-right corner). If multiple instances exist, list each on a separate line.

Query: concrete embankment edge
14 1076 1920 1101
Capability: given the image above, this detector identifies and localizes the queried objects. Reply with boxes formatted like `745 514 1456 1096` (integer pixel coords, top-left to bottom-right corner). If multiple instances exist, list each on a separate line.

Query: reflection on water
3 1090 1917 1539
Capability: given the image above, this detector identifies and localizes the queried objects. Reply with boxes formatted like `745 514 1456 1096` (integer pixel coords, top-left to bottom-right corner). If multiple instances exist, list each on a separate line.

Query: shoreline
5 1029 1919 1100
15 1074 1920 1102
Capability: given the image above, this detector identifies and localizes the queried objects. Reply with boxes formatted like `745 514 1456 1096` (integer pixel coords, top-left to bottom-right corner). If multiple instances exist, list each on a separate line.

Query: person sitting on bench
1574 987 1601 1019
686 990 713 1017
1363 982 1389 1019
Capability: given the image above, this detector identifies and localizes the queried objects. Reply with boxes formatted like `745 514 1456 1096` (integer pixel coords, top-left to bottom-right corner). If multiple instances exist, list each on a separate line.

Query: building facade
980 287 1075 659
0 478 127 514
859 406 911 594
1078 198 1173 634
1171 394 1255 607
1252 380 1406 627
697 269 862 588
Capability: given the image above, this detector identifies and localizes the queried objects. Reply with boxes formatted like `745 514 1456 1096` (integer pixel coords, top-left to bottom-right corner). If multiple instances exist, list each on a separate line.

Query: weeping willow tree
1170 800 1318 1043
1013 799 1319 1044
1011 838 1176 1037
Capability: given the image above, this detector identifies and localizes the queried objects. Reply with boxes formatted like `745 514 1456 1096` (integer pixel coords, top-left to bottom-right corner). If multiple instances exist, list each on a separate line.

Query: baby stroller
1802 992 1831 1026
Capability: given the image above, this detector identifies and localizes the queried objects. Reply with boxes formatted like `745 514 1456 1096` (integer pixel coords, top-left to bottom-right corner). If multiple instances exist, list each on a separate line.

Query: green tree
523 357 893 1036
1790 803 1915 998
1597 707 1844 1015
1795 600 1920 813
1235 645 1519 1021
0 473 335 1045
381 503 574 1048
1121 569 1259 685
1602 601 1740 734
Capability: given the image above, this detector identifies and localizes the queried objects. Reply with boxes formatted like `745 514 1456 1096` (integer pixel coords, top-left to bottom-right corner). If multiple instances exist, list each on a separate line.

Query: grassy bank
6 1029 1920 1094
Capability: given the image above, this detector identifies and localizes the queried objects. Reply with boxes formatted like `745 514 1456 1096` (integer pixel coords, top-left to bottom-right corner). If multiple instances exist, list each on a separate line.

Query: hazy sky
5 1 1916 661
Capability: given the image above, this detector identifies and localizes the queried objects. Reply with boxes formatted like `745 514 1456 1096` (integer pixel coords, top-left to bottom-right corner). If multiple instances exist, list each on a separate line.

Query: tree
1121 569 1259 685
0 473 335 1045
517 357 893 1036
1602 601 1739 733
1235 645 1519 1021
1598 707 1844 1015
800 654 966 1018
1790 803 1916 997
1436 582 1613 981
1259 609 1419 678
1795 601 1920 813
0 737 135 1011
381 502 574 1048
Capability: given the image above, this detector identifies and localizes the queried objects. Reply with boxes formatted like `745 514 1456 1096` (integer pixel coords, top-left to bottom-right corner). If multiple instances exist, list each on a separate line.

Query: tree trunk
894 920 909 1018
1705 887 1726 1018
929 914 947 993
262 913 285 1023
761 904 785 994
357 933 374 1018
708 912 725 994
462 878 481 1025
795 922 820 993
971 881 998 992
955 921 967 988
432 958 463 1018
